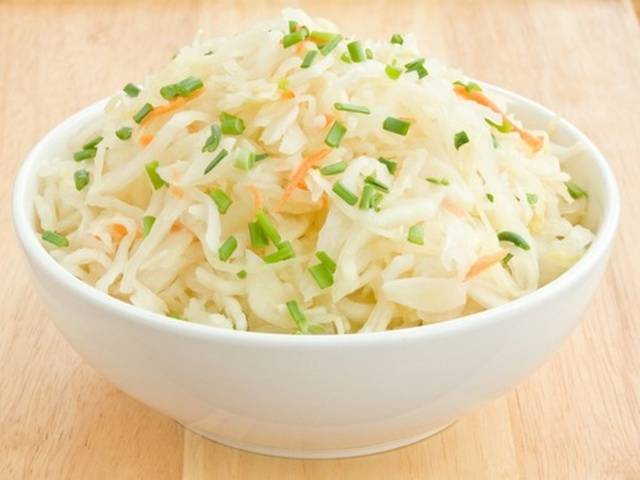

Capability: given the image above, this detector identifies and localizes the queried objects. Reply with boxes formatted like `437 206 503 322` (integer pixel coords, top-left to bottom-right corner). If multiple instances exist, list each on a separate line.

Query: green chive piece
491 133 499 148
167 312 183 320
123 83 140 97
249 221 268 248
299 26 310 39
204 50 213 56
145 161 167 190
454 131 469 150
202 124 221 153
385 64 402 80
277 78 289 91
309 31 337 45
315 251 337 274
233 147 255 171
408 223 424 245
220 112 245 135
359 183 376 210
254 153 269 162
334 102 370 115
160 84 179 100
365 48 373 59
204 149 228 174
237 270 247 279
347 41 366 62
497 231 531 250
320 34 343 55
426 177 449 186
210 189 232 214
365 176 390 193
74 169 90 191
42 230 69 247
301 50 318 68
282 31 304 48
526 193 538 205
454 80 482 93
324 121 347 148
485 117 513 133
286 300 308 333
82 136 103 150
405 58 428 78
264 241 295 263
390 33 404 45
319 161 347 176
370 192 384 211
133 103 153 124
383 116 411 136
502 252 514 267
566 181 587 199
332 181 358 205
288 20 298 33
256 209 281 245
309 263 334 289
73 148 96 162
218 236 238 261
142 215 156 237
486 193 495 202
340 52 352 64
378 157 397 174
115 126 132 140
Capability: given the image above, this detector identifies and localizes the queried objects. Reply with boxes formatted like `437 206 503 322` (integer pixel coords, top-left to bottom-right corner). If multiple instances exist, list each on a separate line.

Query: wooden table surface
2 0 640 478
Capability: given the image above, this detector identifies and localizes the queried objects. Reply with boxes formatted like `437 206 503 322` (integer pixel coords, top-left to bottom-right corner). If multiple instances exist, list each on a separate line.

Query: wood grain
1 0 639 478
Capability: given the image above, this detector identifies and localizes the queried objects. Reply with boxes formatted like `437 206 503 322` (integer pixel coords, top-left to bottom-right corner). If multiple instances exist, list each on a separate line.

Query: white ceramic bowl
13 83 619 459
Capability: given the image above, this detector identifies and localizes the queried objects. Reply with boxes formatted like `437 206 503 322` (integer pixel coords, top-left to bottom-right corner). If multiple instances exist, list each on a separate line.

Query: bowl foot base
185 421 455 459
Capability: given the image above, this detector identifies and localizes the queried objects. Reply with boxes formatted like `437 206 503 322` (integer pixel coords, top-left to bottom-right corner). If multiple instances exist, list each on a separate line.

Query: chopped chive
115 127 132 140
309 263 334 289
405 58 428 78
264 241 295 263
365 176 390 193
42 230 69 247
160 84 179 100
299 26 310 39
324 121 347 148
210 189 232 214
485 117 513 133
237 270 247 279
220 112 245 135
277 77 289 91
254 153 269 162
498 231 531 250
565 181 587 199
340 52 352 64
282 30 304 48
365 48 373 59
426 177 449 186
73 169 90 191
286 300 308 333
370 192 384 211
256 209 281 245
320 34 342 55
203 149 228 174
334 102 370 114
378 157 397 174
301 50 318 68
385 64 402 80
408 223 424 245
332 181 358 205
315 251 337 274
133 102 153 124
145 161 167 190
73 148 96 162
319 160 347 176
454 131 469 150
486 193 495 202
359 183 376 210
204 50 213 56
218 236 238 261
288 20 298 33
347 41 366 62
233 147 254 171
383 116 411 136
526 193 538 205
249 221 268 248
501 252 514 267
491 133 499 148
202 124 221 152
123 83 140 97
309 31 337 45
167 312 183 320
142 215 156 237
390 33 404 45
82 136 103 150
454 80 482 93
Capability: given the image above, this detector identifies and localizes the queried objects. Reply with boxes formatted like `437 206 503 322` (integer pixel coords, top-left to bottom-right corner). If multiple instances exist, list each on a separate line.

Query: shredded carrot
187 121 206 133
323 114 334 127
441 198 466 218
111 224 128 240
139 134 154 146
465 249 507 281
280 89 295 101
295 41 306 55
510 121 544 152
249 184 263 211
274 148 331 211
141 88 204 126
170 222 183 233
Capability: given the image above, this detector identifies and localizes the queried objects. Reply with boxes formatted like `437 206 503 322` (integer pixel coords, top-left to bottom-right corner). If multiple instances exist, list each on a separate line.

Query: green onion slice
404 58 428 78
383 116 411 136
309 263 334 289
486 193 495 202
282 31 304 48
123 83 140 97
142 215 156 237
288 20 298 33
133 103 153 124
453 80 482 93
82 136 103 150
315 251 337 274
565 181 587 199
365 176 390 193
426 177 449 186
220 112 245 135
74 169 90 191
73 148 96 162
115 127 132 140
454 131 469 150
324 121 347 148
526 193 538 205
264 241 295 263
390 33 404 45
286 300 308 333
249 221 268 248
501 252 514 267
334 102 370 114
319 161 347 176
218 236 238 261
408 223 424 245
320 34 343 55
347 41 366 62
309 31 337 45
233 147 255 171
385 64 402 80
204 149 228 174
378 157 397 174
497 231 531 250
301 50 318 68
485 117 513 133
210 189 232 214
202 124 221 152
332 181 358 205
256 209 281 245
237 270 247 279
359 183 376 210
42 230 69 247
145 161 167 190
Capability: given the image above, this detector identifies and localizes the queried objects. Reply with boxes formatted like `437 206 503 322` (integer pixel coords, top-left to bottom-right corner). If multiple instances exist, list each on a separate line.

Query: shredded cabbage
35 9 593 334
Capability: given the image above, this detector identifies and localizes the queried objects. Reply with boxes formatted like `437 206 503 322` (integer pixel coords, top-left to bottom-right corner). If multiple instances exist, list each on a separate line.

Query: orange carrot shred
323 114 334 127
249 184 263 211
274 148 331 211
141 88 204 126
111 223 128 238
280 90 295 101
441 198 466 217
170 222 183 233
465 249 507 280
139 134 154 146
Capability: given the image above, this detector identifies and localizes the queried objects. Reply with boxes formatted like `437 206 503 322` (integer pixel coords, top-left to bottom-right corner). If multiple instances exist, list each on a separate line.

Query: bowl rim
12 82 620 348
